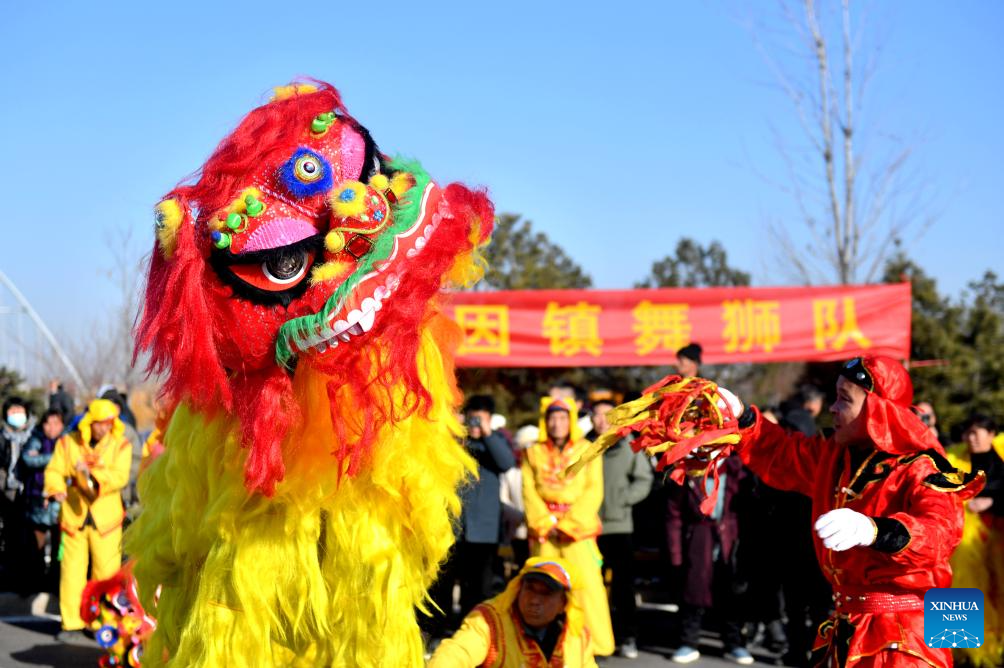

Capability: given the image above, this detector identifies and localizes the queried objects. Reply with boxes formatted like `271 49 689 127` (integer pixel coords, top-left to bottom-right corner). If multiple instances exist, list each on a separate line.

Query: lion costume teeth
127 80 493 666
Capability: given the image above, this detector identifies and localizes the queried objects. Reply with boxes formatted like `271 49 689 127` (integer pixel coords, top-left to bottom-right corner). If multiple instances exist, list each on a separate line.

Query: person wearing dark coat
425 394 515 641
762 396 834 667
97 386 143 509
98 386 137 429
47 381 75 426
675 344 703 379
666 454 753 665
18 409 64 593
1 396 36 590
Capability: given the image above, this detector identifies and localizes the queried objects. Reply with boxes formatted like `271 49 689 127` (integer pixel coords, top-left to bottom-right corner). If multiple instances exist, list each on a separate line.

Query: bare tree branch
749 0 933 285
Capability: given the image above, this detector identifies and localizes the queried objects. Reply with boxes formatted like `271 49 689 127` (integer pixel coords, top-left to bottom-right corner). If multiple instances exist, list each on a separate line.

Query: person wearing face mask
1 397 36 588
1 397 36 496
719 356 983 668
44 399 132 645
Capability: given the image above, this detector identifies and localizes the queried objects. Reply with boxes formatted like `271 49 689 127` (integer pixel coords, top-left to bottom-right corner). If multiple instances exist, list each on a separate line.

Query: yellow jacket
946 433 1004 474
522 398 603 542
428 596 596 668
44 419 131 536
945 433 1004 668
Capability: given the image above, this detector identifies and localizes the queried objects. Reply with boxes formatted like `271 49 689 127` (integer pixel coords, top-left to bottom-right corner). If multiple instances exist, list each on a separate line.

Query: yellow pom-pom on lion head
329 181 368 219
129 78 497 667
153 198 184 259
270 83 319 102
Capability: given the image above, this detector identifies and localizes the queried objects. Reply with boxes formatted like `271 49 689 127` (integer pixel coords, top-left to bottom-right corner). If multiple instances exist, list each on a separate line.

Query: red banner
445 283 911 367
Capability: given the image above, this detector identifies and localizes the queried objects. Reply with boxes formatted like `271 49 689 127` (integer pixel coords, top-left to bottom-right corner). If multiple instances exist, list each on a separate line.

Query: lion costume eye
211 241 321 306
279 148 333 198
294 155 323 183
228 247 316 293
262 251 310 284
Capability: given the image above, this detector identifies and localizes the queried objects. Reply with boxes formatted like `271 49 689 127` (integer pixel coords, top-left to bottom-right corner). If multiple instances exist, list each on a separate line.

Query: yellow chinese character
813 297 872 352
541 301 603 356
455 305 510 355
632 301 691 356
722 299 782 353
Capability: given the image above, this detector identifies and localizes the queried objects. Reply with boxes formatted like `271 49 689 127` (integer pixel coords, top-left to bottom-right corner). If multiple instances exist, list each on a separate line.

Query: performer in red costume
720 356 984 667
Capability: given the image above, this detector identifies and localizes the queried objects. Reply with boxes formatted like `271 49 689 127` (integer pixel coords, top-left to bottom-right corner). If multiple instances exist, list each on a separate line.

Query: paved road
0 617 103 667
0 618 763 668
0 596 785 667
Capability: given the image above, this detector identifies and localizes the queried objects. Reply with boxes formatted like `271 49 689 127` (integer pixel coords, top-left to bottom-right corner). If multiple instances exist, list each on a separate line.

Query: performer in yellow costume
44 399 131 639
946 416 1004 668
522 397 614 656
429 557 597 667
126 82 496 666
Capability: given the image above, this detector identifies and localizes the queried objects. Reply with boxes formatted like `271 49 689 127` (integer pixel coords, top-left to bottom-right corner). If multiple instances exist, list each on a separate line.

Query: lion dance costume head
127 81 492 666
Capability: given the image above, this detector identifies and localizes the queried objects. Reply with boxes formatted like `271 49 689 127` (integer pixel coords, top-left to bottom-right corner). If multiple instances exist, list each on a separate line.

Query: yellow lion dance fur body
129 321 472 666
126 82 493 666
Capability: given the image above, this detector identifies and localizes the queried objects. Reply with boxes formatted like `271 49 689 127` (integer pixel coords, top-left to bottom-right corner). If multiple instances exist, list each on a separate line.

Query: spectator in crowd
747 387 833 666
589 394 653 659
44 399 132 644
426 395 515 641
675 344 702 379
97 385 143 510
549 381 593 436
19 409 64 593
2 396 35 496
97 385 136 429
800 384 825 419
958 415 1004 515
500 425 539 574
948 414 1004 668
618 388 670 591
1 396 35 587
759 406 780 424
738 470 789 658
48 380 76 426
779 385 824 437
523 397 614 656
914 401 950 448
667 453 753 665
429 557 597 667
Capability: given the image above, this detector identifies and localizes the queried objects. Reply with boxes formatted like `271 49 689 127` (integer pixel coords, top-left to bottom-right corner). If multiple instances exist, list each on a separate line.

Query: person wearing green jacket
589 393 654 659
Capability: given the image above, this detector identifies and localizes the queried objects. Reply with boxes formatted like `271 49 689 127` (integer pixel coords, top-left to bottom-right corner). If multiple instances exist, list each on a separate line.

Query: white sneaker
617 638 639 659
30 592 49 616
672 646 701 663
724 647 755 665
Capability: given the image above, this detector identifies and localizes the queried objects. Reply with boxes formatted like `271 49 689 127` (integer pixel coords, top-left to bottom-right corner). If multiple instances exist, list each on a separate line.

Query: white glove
716 387 744 418
814 508 877 551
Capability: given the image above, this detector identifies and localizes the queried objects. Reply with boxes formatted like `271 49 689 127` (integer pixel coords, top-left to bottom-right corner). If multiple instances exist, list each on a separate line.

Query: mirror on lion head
138 81 493 495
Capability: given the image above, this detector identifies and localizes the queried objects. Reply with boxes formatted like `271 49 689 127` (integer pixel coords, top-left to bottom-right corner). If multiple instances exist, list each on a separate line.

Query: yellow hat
87 399 120 422
78 399 123 444
520 557 573 591
537 396 583 444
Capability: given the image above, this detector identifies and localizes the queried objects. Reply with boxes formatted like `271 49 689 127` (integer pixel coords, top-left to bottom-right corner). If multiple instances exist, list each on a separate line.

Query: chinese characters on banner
446 284 911 367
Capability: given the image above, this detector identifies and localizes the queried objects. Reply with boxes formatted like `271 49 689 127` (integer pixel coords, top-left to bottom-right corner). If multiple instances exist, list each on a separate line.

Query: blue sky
1 1 1001 342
